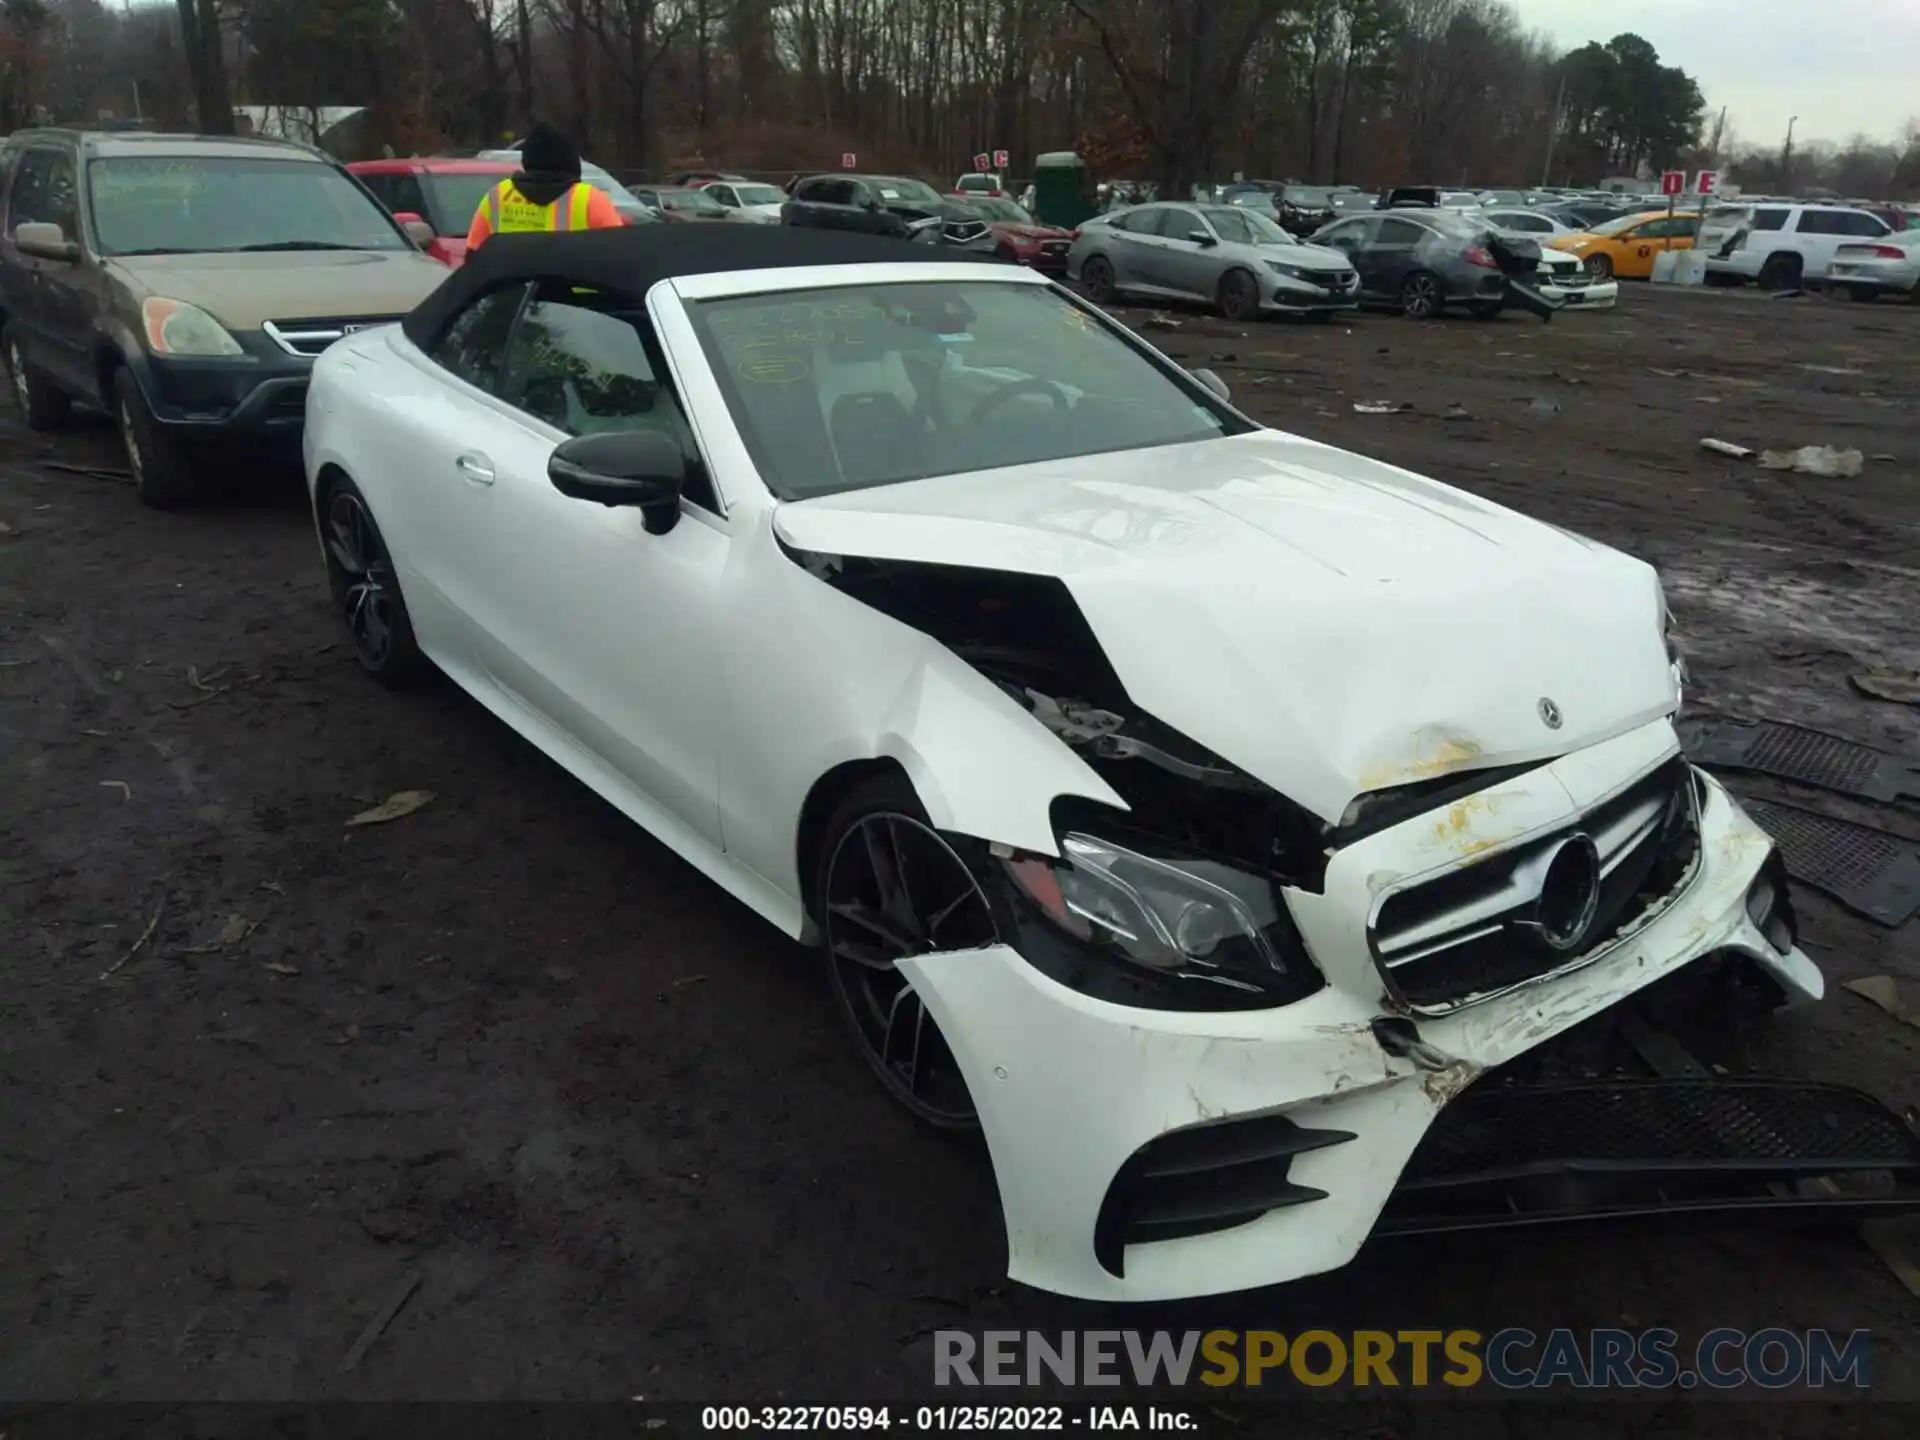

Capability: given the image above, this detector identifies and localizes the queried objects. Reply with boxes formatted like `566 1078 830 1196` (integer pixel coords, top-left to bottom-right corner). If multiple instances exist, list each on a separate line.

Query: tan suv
0 130 450 507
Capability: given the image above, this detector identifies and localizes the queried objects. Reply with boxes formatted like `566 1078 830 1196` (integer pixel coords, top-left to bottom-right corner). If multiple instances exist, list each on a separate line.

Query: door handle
455 453 495 486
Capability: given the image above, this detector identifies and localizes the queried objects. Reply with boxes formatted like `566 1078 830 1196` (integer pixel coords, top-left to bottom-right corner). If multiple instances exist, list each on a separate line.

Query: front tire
1217 267 1260 322
4 326 71 431
1583 253 1614 280
812 775 996 1131
319 474 426 686
114 368 197 509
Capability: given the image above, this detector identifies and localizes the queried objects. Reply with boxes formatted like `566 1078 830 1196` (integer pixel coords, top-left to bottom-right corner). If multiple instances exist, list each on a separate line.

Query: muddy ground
2 282 1917 1427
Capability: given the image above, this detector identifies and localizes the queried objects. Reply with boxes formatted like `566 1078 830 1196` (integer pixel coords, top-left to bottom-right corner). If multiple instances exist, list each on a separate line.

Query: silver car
1825 229 1920 303
1068 202 1359 321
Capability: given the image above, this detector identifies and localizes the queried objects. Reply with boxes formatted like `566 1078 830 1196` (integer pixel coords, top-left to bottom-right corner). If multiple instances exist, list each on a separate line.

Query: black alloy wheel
321 480 423 684
1400 270 1442 319
1080 255 1116 304
1218 268 1260 322
819 794 998 1130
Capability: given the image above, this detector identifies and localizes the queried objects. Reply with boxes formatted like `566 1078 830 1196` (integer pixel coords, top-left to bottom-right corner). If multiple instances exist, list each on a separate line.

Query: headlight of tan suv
141 297 244 357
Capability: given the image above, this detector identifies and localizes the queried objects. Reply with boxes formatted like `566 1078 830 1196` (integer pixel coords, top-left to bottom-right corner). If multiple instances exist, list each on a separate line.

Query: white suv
1701 202 1892 290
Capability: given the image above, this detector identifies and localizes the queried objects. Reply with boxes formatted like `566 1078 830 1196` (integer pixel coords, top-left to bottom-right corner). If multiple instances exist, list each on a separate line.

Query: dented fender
716 508 1125 927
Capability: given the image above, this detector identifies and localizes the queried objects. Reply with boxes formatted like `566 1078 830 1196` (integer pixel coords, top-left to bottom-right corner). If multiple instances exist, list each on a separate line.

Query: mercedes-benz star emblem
1538 697 1563 729
1517 834 1603 954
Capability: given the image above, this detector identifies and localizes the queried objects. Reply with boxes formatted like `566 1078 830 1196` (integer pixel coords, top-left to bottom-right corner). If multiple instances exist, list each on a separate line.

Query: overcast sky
1515 1 1918 149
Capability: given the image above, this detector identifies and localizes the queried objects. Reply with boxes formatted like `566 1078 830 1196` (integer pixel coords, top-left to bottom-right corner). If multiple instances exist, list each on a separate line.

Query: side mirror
393 213 435 248
14 221 78 262
549 430 684 534
1190 367 1230 403
1188 230 1216 246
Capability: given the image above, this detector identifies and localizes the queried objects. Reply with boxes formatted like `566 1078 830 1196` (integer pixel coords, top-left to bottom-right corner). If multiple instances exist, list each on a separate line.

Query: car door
1137 206 1215 298
1095 207 1159 292
705 183 739 212
1151 206 1229 300
3 145 94 396
413 281 730 844
1368 216 1429 295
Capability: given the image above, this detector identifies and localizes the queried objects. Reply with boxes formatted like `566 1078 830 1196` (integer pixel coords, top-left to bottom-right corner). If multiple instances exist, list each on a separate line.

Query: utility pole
1782 115 1798 194
1540 71 1568 187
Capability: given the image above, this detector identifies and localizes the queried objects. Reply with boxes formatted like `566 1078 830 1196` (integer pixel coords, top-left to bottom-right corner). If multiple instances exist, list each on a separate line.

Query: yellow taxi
1548 209 1702 280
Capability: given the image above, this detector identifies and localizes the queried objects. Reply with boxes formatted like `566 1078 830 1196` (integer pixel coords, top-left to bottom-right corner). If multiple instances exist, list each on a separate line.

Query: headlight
1659 586 1689 705
1265 260 1305 278
997 832 1323 1009
141 297 243 357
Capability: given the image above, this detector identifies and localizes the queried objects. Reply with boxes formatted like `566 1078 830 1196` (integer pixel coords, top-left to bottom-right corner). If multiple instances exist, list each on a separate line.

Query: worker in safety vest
465 121 624 252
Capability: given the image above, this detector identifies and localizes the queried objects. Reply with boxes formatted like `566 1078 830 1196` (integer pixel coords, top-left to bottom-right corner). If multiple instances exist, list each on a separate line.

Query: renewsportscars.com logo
932 1328 1874 1391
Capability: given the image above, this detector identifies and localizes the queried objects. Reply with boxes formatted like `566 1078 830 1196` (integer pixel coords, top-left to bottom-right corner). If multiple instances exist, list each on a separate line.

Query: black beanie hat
520 121 580 179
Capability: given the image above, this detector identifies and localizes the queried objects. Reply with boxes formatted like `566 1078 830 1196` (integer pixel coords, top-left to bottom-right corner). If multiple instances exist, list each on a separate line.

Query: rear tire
3 326 71 431
811 774 995 1132
318 473 426 686
1217 267 1260 322
1080 254 1115 305
1400 270 1442 319
114 368 197 509
1757 254 1802 292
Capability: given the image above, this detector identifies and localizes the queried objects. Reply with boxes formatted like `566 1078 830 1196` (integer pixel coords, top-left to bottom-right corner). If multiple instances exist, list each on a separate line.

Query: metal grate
1743 725 1881 793
1680 717 1920 804
1742 800 1920 926
1405 1079 1920 1183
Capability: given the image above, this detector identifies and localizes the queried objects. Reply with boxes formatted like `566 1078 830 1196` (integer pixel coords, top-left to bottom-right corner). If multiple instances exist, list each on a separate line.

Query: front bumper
902 729 1823 1301
1262 271 1360 313
130 335 314 442
1538 276 1619 308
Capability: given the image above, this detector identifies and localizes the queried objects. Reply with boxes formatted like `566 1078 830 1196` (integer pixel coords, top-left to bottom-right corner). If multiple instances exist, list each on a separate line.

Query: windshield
968 197 1031 222
689 281 1247 500
1591 212 1652 236
734 184 785 206
874 177 942 203
88 156 407 256
423 172 515 234
1284 188 1332 207
662 189 725 214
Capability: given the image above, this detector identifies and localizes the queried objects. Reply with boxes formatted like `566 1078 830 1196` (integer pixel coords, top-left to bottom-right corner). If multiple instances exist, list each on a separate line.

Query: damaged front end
787 545 1913 1301
1484 231 1564 321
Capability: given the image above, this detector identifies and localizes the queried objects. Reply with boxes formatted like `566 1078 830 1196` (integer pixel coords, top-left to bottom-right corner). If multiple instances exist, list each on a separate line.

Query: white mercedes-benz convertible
304 227 1849 1302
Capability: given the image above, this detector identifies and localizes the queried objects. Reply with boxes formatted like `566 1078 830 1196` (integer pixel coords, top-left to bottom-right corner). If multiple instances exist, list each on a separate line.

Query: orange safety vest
484 180 595 235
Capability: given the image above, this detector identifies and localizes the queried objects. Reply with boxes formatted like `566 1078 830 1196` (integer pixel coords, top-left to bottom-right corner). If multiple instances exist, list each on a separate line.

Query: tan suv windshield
88 156 408 257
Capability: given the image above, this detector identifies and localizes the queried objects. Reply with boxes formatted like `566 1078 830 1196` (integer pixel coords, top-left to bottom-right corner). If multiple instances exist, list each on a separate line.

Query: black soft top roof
401 226 987 349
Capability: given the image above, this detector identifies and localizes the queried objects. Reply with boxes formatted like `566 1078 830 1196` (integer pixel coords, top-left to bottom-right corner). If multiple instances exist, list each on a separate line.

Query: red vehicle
346 157 520 267
949 194 1074 274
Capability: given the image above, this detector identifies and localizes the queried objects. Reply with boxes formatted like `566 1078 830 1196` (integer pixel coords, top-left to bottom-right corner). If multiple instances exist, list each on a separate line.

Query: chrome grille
943 219 990 243
1370 758 1702 1012
262 316 400 358
1041 240 1070 256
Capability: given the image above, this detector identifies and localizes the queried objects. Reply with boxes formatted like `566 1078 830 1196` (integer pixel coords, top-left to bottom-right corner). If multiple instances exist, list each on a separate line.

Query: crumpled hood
109 250 449 329
773 430 1675 825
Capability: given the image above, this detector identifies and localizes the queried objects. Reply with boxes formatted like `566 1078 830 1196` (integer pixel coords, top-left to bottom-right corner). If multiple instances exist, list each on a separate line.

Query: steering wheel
969 376 1070 424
